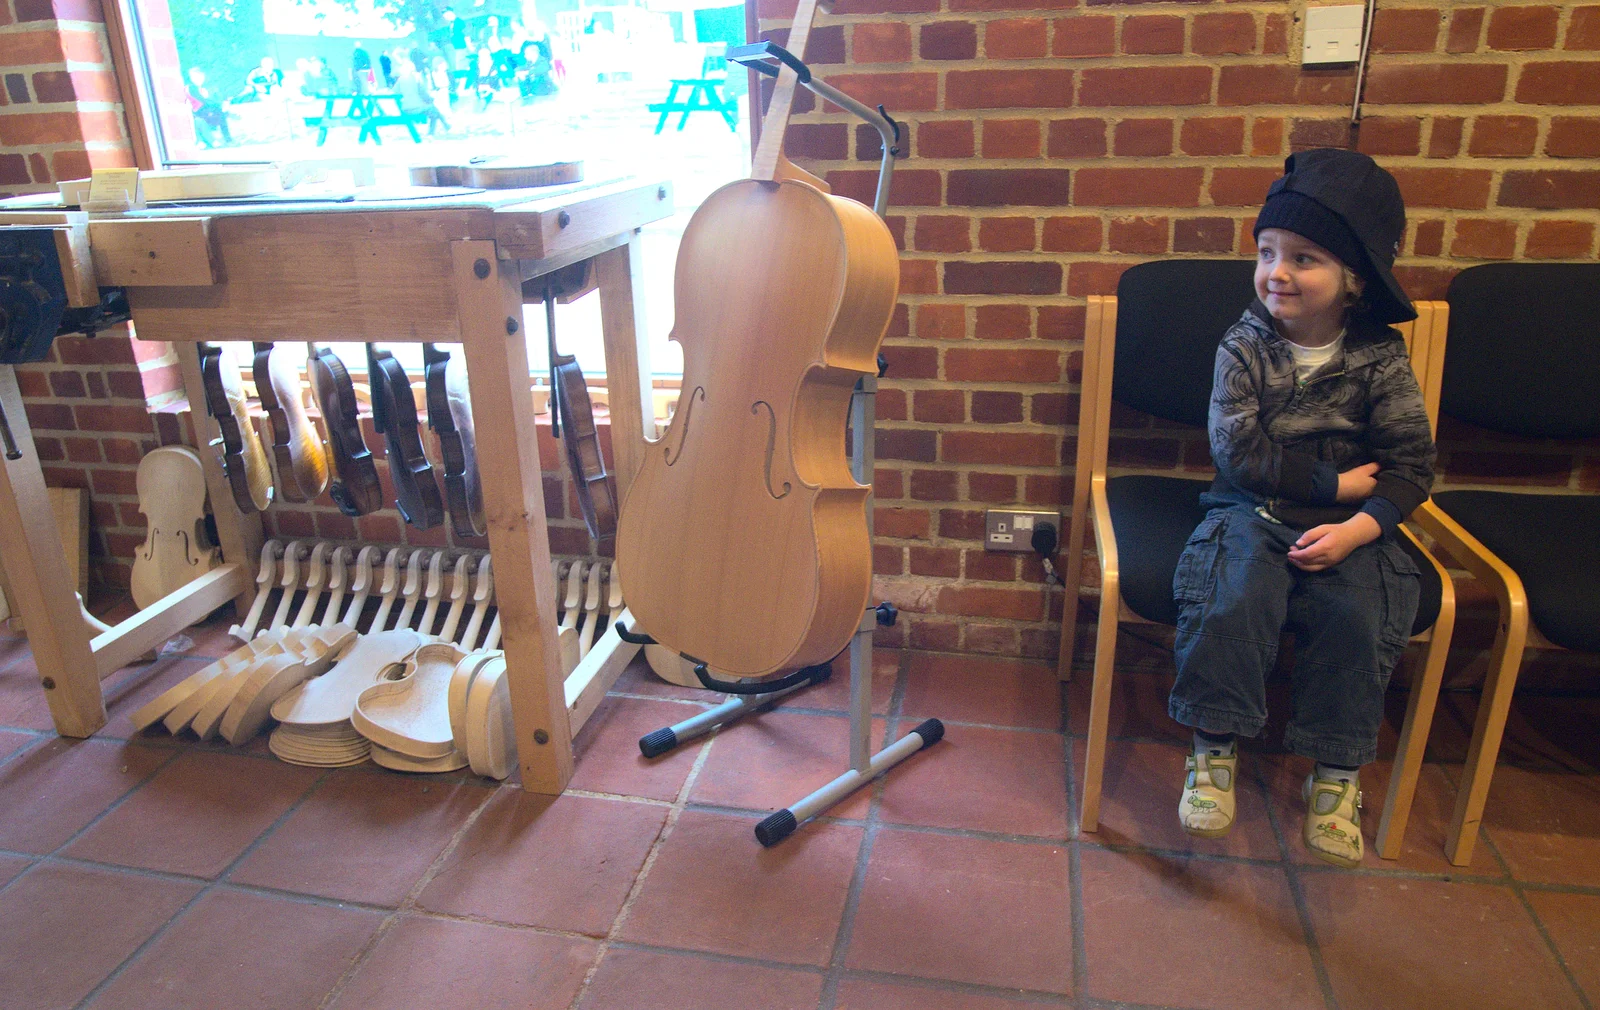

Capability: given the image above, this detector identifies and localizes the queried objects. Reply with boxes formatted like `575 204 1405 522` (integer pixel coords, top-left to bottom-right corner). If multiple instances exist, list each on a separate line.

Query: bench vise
0 228 129 364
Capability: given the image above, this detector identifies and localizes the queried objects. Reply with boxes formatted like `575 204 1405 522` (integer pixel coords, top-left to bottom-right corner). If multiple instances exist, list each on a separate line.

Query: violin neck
751 0 823 183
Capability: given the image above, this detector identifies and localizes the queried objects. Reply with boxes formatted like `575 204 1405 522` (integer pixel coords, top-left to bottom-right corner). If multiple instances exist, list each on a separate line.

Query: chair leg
1078 591 1121 834
1445 611 1528 866
1376 619 1452 860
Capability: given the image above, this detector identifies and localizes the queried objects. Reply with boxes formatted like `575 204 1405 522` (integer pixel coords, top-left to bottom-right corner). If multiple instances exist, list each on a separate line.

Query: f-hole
751 400 791 500
664 386 705 466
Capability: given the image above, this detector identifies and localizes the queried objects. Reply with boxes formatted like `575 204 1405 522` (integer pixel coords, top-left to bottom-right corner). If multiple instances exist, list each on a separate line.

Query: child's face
1254 228 1351 330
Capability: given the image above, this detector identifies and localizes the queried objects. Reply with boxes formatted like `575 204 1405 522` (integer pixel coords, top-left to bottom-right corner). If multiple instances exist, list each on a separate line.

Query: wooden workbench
0 177 672 794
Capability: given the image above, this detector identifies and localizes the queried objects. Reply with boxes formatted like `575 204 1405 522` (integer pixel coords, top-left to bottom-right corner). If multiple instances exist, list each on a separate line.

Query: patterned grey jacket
1208 301 1435 531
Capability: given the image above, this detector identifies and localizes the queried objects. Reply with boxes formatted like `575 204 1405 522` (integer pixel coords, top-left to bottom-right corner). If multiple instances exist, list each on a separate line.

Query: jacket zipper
1268 369 1349 518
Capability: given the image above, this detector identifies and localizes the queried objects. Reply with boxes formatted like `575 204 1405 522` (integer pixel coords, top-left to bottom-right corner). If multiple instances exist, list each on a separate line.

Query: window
110 0 755 382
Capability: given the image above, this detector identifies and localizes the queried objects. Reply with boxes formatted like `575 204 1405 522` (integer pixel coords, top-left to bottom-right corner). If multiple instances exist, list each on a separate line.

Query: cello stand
632 52 944 844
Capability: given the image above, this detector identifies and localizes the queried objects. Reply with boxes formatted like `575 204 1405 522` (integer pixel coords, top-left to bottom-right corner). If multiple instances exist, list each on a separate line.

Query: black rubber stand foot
911 718 945 747
755 809 797 847
639 727 678 758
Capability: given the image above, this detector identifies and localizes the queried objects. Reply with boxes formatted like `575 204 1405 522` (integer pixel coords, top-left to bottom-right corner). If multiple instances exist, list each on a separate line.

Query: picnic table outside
303 93 428 145
647 76 738 133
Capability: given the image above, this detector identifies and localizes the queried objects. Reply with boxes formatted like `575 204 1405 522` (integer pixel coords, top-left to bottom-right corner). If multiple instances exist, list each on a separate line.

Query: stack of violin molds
129 540 517 778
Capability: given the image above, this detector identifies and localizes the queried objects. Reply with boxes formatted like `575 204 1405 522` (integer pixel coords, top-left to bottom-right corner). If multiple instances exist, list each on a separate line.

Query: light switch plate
1302 4 1365 66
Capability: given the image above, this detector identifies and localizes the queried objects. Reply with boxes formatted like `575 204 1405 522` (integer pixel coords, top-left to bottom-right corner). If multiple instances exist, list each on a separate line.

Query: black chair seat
1106 474 1442 636
1433 490 1600 652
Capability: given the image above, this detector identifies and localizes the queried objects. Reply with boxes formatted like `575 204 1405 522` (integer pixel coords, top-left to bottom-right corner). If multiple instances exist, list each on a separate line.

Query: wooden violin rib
308 345 383 517
254 342 329 503
352 641 469 759
199 343 274 513
131 446 220 611
368 343 444 529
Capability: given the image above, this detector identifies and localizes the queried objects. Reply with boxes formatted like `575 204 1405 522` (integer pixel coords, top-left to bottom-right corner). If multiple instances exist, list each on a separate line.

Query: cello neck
750 0 824 183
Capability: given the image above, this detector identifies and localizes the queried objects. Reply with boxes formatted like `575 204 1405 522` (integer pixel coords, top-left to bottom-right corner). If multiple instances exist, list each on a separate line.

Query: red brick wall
755 0 1600 659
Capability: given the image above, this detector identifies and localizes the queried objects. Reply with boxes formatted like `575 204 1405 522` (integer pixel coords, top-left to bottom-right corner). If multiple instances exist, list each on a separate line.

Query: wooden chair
1404 263 1600 867
1057 259 1456 860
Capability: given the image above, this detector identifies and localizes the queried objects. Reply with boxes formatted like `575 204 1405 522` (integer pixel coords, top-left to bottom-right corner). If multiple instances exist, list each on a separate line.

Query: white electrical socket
985 509 1062 553
1303 4 1365 66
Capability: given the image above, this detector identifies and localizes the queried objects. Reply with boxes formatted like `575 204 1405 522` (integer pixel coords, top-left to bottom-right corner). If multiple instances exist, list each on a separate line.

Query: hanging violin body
308 346 383 517
615 179 898 677
131 445 220 609
424 343 486 538
538 265 618 552
198 343 273 513
368 343 443 529
253 342 328 503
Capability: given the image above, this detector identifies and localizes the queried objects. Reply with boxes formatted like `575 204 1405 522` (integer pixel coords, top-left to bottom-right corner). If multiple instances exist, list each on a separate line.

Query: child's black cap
1253 149 1417 325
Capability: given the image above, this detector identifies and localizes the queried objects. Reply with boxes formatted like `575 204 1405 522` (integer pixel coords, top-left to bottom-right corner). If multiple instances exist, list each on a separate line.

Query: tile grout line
74 766 337 1009
816 647 912 1010
1253 756 1342 1010
313 776 503 1010
1064 675 1091 1006
1478 826 1596 1010
0 739 183 902
562 714 721 1010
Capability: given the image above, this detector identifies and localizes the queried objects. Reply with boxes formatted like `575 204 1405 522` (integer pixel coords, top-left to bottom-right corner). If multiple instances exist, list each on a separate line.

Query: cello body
615 178 898 677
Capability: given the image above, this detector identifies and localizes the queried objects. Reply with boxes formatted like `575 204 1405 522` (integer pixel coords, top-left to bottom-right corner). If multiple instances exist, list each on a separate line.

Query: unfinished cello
614 0 899 678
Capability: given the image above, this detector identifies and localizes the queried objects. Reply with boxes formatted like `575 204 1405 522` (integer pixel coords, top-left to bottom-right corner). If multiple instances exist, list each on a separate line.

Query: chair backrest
1112 259 1258 427
1441 263 1600 439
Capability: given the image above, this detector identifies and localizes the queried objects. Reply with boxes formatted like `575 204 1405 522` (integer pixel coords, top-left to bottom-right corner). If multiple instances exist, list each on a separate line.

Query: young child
1170 149 1434 867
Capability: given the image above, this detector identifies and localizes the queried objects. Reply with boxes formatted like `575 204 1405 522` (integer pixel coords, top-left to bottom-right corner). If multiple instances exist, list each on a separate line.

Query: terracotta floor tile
690 711 885 819
0 728 37 763
91 886 383 1010
1302 873 1583 1010
0 852 33 888
1078 848 1317 1009
231 772 492 905
1525 890 1600 1003
419 791 665 935
0 862 200 1010
610 653 719 702
846 827 1072 994
0 737 169 853
1481 766 1600 887
331 914 598 1009
618 809 861 965
65 751 320 877
902 653 1061 730
0 632 32 672
1065 667 1187 743
1498 694 1600 772
0 661 57 731
178 616 247 660
97 656 220 739
577 947 823 1010
1074 738 1280 859
570 695 710 801
877 724 1066 838
1257 753 1502 875
782 647 900 714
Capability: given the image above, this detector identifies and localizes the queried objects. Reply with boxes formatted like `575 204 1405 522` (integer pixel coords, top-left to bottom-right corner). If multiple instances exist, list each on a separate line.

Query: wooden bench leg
454 242 571 794
0 365 104 737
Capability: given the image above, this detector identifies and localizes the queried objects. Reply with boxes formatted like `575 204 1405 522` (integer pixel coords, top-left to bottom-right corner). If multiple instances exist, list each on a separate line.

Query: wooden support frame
0 181 666 789
1058 292 1457 863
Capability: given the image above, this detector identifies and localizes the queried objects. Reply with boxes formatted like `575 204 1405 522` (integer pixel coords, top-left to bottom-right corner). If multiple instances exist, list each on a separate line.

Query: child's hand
1288 513 1382 571
1335 462 1380 504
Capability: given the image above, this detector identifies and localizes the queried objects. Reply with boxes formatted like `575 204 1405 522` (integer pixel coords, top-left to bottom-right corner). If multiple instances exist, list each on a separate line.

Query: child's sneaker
1179 750 1237 837
1302 773 1363 867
